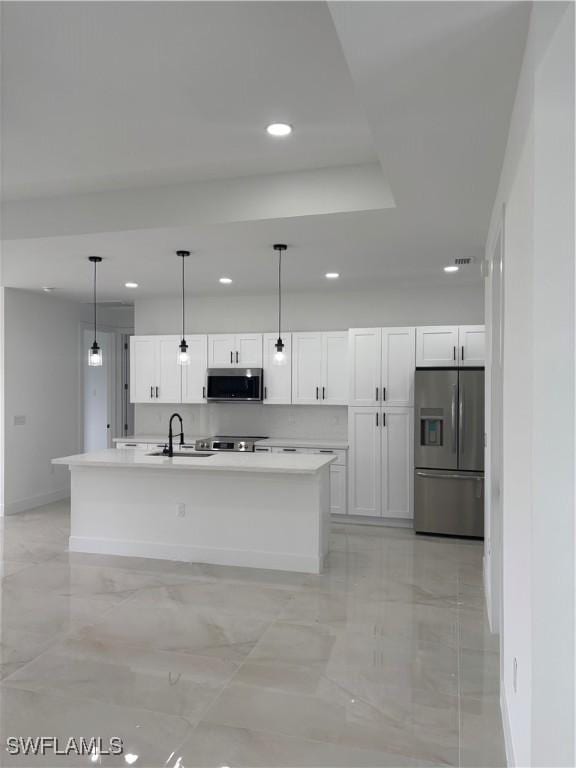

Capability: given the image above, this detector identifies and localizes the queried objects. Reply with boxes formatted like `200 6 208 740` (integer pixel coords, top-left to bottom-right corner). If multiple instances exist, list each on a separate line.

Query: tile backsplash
134 403 347 441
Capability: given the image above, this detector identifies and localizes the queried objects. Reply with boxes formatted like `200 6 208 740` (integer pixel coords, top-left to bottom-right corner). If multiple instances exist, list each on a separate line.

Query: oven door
206 368 263 401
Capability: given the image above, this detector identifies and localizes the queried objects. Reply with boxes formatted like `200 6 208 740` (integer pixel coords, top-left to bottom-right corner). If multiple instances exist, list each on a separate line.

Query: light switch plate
13 415 26 426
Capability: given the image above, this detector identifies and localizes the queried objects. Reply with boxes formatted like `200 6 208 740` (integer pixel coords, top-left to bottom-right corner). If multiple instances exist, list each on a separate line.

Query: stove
194 435 268 452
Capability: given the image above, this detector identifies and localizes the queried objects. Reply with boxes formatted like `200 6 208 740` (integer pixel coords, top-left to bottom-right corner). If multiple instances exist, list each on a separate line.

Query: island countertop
53 448 336 474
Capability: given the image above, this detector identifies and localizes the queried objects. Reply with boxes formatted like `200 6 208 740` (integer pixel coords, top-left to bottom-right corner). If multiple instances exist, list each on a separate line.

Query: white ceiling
1 1 376 200
1 1 530 300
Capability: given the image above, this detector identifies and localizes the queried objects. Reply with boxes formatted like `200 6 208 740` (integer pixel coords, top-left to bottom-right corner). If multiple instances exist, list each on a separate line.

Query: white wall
484 4 575 765
134 281 483 437
3 289 84 514
135 281 484 335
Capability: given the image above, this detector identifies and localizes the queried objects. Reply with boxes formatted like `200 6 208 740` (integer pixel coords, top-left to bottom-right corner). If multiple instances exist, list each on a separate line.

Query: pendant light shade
177 250 191 365
87 256 103 367
273 244 287 366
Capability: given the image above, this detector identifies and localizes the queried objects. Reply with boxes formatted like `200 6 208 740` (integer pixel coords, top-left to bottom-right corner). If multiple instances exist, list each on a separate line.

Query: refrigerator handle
459 388 464 458
451 384 458 453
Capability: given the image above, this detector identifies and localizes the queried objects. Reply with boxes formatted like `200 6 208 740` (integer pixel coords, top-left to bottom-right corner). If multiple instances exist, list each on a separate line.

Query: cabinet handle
319 450 334 454
155 386 159 399
461 346 465 362
383 412 386 427
376 412 378 427
375 387 379 401
453 346 456 361
230 351 233 364
316 387 319 400
283 448 297 452
264 386 268 399
382 387 386 401
322 386 325 400
202 386 206 399
150 386 154 399
236 351 239 364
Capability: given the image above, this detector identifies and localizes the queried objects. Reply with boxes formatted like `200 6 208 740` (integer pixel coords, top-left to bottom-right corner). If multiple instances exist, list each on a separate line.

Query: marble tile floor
0 501 505 767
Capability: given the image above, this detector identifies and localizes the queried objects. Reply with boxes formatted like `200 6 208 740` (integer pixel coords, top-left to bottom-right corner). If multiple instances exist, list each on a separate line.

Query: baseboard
500 687 515 767
5 489 69 516
332 514 413 529
69 536 322 574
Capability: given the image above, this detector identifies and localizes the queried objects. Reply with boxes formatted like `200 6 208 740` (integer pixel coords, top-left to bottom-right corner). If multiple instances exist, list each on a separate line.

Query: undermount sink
147 451 215 458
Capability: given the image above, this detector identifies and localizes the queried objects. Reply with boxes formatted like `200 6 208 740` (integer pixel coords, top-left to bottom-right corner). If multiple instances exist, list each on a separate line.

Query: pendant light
177 250 190 365
273 244 287 366
87 256 103 367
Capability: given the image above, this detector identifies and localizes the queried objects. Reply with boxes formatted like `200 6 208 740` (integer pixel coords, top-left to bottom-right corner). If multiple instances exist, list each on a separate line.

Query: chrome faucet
165 413 185 457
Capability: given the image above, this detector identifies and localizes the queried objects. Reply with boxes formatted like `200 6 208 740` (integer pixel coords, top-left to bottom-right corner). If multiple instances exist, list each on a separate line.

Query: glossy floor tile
0 502 505 766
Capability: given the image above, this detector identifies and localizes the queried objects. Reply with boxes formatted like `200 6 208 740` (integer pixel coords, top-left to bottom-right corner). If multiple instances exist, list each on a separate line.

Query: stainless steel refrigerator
414 368 484 537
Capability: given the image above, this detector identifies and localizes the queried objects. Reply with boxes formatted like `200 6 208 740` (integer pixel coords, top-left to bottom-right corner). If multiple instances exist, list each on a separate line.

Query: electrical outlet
177 503 186 518
513 657 518 693
13 415 26 426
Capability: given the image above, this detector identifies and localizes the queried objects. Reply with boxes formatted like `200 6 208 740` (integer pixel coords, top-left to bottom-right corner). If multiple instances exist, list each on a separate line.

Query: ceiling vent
454 257 474 266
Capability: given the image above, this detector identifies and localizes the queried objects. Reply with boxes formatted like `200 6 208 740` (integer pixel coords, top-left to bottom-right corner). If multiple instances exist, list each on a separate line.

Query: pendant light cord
278 248 282 339
93 258 97 343
181 254 185 340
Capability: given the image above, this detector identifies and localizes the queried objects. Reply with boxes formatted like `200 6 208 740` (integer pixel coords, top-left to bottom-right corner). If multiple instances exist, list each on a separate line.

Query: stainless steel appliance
206 368 264 402
194 435 268 452
414 368 484 537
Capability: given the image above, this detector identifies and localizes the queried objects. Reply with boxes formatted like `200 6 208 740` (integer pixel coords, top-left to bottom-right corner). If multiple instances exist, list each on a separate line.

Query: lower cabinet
329 464 347 515
348 406 413 519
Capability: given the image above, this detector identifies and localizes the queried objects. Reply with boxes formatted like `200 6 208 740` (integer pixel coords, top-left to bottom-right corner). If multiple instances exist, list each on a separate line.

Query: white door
329 465 347 515
181 335 208 403
263 333 292 404
236 333 263 367
381 407 413 520
84 329 115 450
381 327 415 406
292 332 323 404
348 407 381 517
208 334 236 367
322 332 348 405
416 326 459 367
130 336 156 402
459 326 485 367
156 336 182 403
348 328 381 407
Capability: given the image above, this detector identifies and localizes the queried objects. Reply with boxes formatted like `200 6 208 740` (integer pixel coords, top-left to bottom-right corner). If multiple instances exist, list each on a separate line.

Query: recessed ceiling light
266 122 292 137
42 286 55 292
125 282 139 288
444 265 459 273
325 272 340 279
219 277 233 284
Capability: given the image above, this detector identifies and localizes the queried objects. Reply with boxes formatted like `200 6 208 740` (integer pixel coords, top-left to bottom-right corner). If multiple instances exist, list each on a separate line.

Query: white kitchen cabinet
416 326 459 367
459 325 486 366
181 335 208 403
348 405 413 519
349 327 415 406
292 332 323 404
130 335 181 403
208 334 262 368
329 464 347 515
262 333 292 404
381 407 413 520
292 331 348 405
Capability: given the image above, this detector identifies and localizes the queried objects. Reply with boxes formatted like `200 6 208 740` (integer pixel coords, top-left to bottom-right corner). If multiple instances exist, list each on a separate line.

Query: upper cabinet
130 335 182 403
130 334 207 404
292 331 348 405
348 327 415 407
208 333 262 368
262 333 292 405
416 326 485 367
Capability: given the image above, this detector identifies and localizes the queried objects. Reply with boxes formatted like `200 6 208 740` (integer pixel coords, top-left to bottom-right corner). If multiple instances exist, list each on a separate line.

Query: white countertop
114 436 348 449
53 448 335 475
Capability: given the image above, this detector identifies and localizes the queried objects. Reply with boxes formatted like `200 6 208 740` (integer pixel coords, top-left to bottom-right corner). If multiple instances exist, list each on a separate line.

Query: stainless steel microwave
206 368 264 402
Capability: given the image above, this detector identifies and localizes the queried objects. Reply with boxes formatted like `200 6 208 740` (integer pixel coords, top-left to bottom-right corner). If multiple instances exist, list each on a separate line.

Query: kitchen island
53 448 334 573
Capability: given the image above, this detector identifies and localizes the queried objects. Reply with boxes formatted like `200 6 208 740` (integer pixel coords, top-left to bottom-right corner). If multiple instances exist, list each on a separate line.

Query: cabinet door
322 332 348 405
329 465 347 515
263 333 292 405
348 407 381 516
381 327 415 406
236 333 263 367
416 326 459 367
292 332 323 404
181 335 208 403
381 407 413 520
130 336 156 403
348 328 381 406
459 326 485 367
156 336 182 403
208 335 236 367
